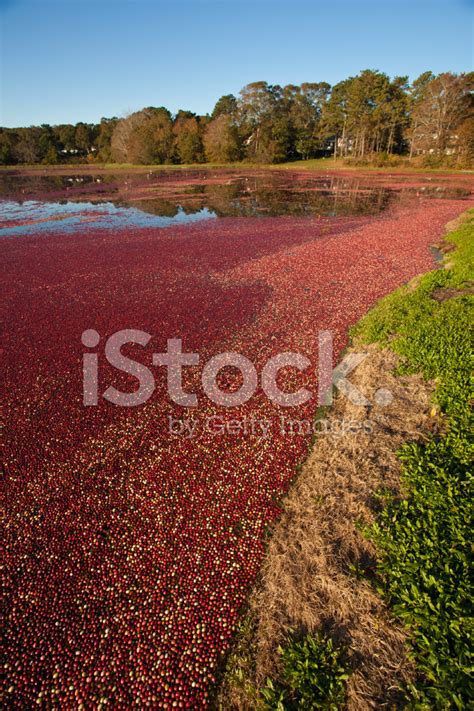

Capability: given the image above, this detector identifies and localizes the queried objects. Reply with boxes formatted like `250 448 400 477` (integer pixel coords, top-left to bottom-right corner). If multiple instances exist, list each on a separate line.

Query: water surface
0 169 471 236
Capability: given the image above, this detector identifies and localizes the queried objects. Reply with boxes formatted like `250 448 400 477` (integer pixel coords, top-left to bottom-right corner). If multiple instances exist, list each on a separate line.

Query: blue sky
0 0 472 127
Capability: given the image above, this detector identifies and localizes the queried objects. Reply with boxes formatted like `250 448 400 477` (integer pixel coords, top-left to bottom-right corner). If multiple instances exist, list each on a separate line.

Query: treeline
1 70 472 166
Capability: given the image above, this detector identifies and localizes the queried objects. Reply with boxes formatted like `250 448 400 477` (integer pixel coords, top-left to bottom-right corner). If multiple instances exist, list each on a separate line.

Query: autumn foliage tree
203 114 242 162
211 94 238 120
0 71 472 166
173 111 204 163
408 72 473 159
95 118 118 162
111 108 174 164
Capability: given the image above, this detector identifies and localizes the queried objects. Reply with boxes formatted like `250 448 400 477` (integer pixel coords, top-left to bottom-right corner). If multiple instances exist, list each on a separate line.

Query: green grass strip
352 210 474 708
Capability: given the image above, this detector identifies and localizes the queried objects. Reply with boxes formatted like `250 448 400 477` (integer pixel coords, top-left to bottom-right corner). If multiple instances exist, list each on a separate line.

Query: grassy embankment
0 158 471 174
220 210 473 709
350 210 473 708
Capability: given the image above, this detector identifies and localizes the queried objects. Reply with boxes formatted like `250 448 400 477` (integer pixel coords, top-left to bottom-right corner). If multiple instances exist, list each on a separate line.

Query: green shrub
260 633 349 710
369 435 473 707
354 210 474 707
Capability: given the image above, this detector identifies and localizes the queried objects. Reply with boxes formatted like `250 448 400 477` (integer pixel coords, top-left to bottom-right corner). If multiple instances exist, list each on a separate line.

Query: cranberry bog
1 169 473 707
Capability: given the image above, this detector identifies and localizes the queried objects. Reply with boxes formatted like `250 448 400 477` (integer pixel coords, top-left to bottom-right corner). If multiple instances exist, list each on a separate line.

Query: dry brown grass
217 344 442 710
431 284 474 301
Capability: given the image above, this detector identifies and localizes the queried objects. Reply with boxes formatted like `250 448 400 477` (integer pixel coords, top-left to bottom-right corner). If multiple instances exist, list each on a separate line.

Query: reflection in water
181 177 393 217
0 170 470 236
0 200 216 236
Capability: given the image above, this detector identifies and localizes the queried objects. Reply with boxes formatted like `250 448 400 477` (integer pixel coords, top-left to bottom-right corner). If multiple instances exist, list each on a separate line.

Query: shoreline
1 161 473 178
216 209 473 709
